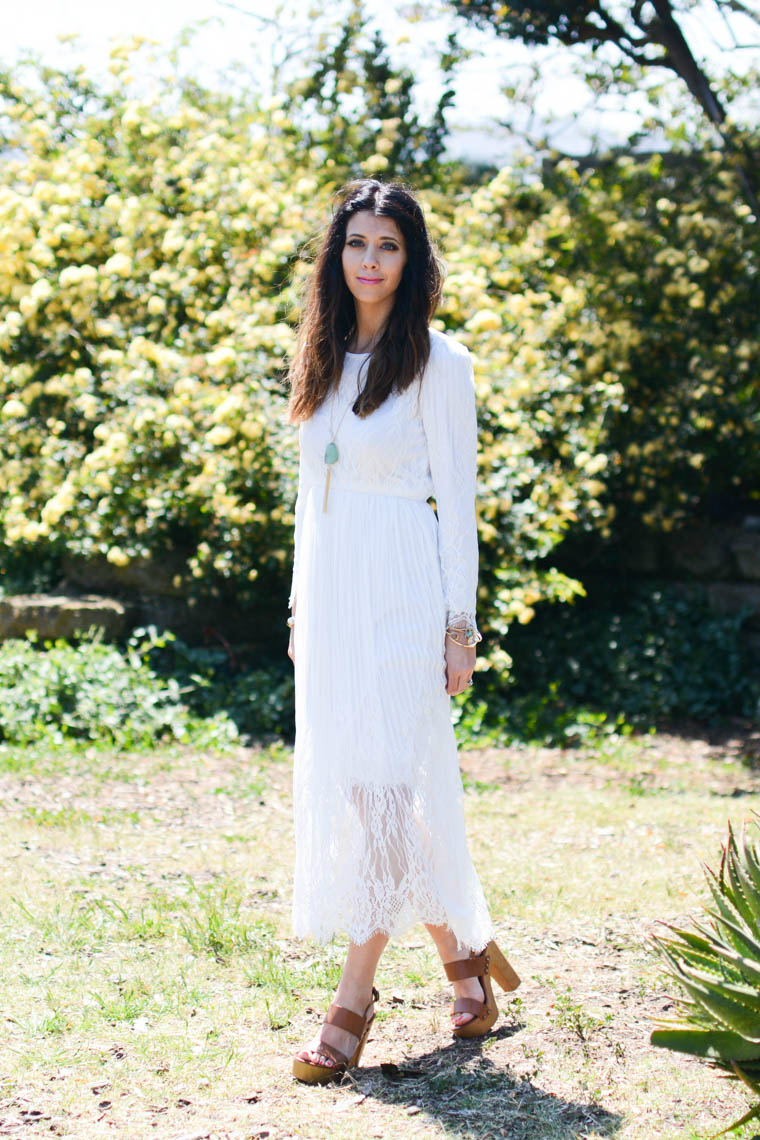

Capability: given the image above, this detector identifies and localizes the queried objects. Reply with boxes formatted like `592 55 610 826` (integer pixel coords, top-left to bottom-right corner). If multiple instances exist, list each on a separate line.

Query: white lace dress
288 327 495 953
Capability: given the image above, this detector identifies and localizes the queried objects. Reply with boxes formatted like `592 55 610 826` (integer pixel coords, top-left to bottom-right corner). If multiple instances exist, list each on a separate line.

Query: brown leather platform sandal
444 939 521 1039
292 986 379 1084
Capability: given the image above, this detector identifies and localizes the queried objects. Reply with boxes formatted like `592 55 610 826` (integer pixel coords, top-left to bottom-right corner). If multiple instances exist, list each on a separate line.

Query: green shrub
126 625 295 740
0 629 242 749
476 581 760 744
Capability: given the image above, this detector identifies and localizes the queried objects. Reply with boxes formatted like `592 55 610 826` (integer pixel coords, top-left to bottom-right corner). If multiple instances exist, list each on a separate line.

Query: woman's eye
347 239 398 249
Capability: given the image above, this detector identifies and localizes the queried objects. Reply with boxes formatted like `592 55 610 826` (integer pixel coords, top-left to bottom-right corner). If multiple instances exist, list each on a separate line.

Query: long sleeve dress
288 327 495 953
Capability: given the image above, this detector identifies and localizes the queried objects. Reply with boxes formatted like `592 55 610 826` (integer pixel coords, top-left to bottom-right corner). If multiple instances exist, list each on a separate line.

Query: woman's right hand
287 613 295 665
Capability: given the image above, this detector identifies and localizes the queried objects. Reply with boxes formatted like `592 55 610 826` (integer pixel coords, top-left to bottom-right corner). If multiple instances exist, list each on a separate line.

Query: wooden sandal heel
444 940 520 1039
292 986 379 1084
486 939 521 993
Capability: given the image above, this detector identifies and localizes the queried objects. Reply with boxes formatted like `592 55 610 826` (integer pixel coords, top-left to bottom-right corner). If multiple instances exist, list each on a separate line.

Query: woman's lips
357 276 383 283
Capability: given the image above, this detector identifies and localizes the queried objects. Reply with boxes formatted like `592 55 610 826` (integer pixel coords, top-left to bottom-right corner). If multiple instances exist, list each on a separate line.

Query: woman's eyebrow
346 231 400 241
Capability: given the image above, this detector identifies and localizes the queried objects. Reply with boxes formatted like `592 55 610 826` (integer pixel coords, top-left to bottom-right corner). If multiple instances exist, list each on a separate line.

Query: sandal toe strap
452 996 487 1017
444 951 488 982
315 1040 349 1068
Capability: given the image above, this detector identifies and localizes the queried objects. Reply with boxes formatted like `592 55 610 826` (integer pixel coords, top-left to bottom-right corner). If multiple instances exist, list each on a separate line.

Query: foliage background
0 9 758 734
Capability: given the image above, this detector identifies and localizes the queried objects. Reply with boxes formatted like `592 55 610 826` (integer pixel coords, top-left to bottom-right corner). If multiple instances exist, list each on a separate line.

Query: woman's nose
361 247 379 268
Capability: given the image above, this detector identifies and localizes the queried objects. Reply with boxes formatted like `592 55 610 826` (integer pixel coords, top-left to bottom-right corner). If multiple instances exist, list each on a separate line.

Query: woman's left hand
444 638 476 696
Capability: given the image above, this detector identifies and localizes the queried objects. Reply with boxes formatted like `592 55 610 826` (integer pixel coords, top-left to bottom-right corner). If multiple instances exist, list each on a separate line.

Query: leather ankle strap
323 987 378 1038
325 1004 365 1038
444 950 488 982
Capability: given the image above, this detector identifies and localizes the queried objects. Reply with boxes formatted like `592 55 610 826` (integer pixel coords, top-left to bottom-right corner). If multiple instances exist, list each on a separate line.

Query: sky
2 0 757 162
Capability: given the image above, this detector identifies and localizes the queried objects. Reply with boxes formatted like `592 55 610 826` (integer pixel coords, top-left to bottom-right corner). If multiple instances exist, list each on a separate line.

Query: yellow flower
211 393 244 423
41 485 76 524
207 345 237 370
1 399 26 418
147 295 166 315
362 154 389 173
207 424 234 447
103 252 132 277
465 310 501 333
294 177 318 197
59 264 97 287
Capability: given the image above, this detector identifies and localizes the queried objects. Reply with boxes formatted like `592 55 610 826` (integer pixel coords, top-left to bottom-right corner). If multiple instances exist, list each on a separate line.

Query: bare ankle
335 979 374 1010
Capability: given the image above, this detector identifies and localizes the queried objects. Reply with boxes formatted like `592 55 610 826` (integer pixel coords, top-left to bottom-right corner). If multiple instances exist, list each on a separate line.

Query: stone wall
0 552 264 648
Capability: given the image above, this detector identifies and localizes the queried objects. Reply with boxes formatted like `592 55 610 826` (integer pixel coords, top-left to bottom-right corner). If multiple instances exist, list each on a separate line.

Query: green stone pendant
324 441 339 464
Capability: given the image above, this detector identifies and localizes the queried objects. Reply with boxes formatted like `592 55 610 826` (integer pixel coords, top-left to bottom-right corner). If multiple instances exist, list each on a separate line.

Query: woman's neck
349 300 393 353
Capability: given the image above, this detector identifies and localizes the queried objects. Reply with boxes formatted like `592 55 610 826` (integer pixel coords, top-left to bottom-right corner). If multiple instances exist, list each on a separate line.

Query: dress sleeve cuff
446 611 481 641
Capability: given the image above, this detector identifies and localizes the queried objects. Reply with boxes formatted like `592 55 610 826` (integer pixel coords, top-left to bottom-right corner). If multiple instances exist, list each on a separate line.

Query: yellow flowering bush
0 48 328 607
532 149 760 536
425 148 760 645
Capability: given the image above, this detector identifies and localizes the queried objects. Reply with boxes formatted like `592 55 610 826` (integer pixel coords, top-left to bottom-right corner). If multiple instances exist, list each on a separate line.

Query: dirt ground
1 719 760 1140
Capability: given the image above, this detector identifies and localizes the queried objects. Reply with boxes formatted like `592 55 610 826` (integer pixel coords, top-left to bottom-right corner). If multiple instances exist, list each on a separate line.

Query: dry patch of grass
1 724 759 1139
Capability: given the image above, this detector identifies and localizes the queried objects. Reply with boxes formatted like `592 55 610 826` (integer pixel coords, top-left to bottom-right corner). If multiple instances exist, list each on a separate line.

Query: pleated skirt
291 480 494 952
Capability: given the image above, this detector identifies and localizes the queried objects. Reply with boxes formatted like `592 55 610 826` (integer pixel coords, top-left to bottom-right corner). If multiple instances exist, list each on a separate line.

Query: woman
284 178 520 1084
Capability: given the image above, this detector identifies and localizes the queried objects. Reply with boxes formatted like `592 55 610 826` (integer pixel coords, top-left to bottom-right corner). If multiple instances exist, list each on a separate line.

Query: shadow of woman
340 1023 623 1140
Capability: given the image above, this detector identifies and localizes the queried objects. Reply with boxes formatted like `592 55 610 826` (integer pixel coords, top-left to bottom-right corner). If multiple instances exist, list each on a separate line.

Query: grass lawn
1 722 760 1140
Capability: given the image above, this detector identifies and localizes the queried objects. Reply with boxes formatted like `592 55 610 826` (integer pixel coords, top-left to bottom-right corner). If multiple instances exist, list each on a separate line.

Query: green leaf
675 968 760 1041
739 823 760 900
732 1060 760 1097
651 1028 760 1062
706 863 745 930
705 908 760 964
725 831 760 928
655 937 743 983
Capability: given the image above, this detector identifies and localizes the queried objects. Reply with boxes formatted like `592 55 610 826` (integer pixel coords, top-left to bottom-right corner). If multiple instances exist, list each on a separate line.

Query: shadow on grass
344 1024 622 1140
657 715 760 768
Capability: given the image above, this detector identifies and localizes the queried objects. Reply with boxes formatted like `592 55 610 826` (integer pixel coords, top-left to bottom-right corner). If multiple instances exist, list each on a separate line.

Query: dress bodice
289 328 481 634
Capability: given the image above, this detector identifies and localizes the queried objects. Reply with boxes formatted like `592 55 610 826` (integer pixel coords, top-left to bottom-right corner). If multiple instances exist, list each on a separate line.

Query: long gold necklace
323 376 358 513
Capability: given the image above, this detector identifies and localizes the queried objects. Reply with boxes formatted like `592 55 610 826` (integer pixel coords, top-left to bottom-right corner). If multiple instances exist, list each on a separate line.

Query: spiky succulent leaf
704 907 760 964
650 814 760 1140
650 1028 760 1062
740 824 760 899
655 929 760 990
732 1061 760 1097
725 826 760 928
672 965 760 1040
705 863 748 936
655 934 734 983
710 1098 760 1138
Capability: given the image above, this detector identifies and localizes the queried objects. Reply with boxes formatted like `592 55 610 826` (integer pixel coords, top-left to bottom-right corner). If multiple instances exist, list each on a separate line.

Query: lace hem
292 778 495 953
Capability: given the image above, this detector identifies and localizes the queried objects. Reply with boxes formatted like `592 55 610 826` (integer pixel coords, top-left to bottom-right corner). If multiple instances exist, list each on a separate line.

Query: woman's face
341 210 408 307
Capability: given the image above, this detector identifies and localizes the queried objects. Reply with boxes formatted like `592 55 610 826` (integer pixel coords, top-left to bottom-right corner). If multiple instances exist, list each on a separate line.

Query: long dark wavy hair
285 179 445 424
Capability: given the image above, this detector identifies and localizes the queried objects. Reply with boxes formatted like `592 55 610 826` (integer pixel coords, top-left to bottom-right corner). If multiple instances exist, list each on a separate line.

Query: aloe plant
651 814 760 1135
